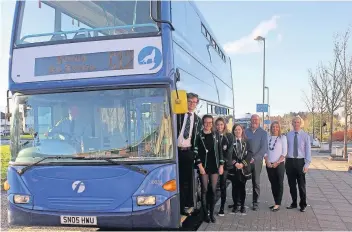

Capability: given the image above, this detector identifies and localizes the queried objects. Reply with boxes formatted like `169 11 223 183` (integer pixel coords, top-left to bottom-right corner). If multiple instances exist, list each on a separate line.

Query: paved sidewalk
198 157 352 231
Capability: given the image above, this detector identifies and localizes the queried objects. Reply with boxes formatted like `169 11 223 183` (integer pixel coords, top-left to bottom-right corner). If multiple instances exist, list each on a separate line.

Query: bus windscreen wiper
17 156 84 175
72 156 149 175
17 156 148 176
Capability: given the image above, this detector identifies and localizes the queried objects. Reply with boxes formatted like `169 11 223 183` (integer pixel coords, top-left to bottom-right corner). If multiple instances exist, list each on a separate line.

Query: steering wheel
46 131 78 143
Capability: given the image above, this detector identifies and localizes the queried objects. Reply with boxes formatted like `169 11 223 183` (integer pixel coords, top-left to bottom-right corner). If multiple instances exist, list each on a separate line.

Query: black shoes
210 214 216 223
270 205 280 212
286 203 306 212
231 206 246 214
286 204 297 209
218 207 225 216
204 213 216 223
231 207 239 214
203 214 210 223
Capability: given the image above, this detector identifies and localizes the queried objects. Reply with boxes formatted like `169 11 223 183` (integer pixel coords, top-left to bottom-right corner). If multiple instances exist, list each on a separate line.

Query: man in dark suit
177 92 202 216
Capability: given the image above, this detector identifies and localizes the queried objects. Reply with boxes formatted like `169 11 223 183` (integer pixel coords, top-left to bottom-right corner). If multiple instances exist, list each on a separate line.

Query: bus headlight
14 195 30 204
137 196 156 206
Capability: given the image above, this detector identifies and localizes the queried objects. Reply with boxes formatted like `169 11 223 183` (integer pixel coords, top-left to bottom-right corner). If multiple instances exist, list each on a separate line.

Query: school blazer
219 132 234 170
194 132 224 169
228 139 253 172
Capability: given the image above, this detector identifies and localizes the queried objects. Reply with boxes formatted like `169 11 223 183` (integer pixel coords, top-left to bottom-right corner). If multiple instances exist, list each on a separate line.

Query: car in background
0 130 10 136
310 136 321 148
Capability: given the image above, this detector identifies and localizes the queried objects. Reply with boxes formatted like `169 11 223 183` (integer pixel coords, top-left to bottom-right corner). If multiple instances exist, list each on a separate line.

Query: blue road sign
256 104 269 113
264 120 271 125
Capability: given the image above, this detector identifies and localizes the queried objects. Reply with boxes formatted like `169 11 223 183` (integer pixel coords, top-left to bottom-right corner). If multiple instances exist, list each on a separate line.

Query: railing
18 24 159 44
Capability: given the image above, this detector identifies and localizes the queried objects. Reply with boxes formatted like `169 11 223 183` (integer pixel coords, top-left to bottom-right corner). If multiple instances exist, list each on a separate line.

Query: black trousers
229 173 247 207
219 170 228 208
285 158 307 208
251 160 263 204
178 149 194 211
266 162 285 205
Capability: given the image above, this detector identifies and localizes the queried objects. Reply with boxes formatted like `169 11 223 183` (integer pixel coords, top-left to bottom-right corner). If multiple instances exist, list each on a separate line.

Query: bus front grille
47 197 115 209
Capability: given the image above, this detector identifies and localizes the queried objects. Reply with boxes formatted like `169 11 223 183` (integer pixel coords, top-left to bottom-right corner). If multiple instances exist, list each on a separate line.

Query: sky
0 0 352 118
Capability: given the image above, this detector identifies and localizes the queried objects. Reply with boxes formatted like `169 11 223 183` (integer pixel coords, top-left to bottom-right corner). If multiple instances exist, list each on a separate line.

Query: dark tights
200 173 219 216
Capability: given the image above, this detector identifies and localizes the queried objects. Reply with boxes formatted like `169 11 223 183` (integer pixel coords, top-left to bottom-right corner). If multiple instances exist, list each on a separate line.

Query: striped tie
237 139 241 154
183 113 191 139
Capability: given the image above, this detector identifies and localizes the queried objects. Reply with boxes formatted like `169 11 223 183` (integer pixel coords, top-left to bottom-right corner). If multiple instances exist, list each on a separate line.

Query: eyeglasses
204 122 213 125
188 100 198 105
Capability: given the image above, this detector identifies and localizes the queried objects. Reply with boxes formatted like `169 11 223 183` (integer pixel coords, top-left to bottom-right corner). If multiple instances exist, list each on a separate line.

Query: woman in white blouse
264 121 287 212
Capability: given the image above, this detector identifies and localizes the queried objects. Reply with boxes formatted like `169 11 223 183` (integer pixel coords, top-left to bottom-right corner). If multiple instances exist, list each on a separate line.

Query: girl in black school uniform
228 123 253 214
194 115 224 223
215 117 234 216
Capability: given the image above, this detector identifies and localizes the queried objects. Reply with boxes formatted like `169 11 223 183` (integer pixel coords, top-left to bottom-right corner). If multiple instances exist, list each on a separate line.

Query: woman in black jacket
194 115 224 223
227 123 253 214
215 117 234 216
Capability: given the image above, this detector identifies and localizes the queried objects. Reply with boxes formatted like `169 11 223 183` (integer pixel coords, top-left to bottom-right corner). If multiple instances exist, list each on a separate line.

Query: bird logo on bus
138 46 162 70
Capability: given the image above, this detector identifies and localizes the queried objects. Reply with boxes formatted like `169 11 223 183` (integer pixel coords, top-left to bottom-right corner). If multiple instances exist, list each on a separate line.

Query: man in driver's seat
47 106 79 141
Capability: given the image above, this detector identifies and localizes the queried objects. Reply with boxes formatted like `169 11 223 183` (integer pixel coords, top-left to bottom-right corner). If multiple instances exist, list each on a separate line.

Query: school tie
183 113 192 139
293 132 298 158
237 139 241 154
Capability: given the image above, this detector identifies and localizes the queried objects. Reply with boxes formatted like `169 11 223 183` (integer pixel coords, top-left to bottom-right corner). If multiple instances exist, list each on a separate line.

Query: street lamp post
254 36 266 128
265 86 270 119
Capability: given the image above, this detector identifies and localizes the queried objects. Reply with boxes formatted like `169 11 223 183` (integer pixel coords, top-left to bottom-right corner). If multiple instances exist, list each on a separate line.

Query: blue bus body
5 0 233 229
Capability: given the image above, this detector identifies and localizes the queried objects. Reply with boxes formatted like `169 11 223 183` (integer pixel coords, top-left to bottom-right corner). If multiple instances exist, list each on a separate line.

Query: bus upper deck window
15 1 159 46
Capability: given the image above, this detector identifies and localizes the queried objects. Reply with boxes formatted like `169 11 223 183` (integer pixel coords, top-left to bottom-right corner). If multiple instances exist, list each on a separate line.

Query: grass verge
1 135 33 140
1 145 10 185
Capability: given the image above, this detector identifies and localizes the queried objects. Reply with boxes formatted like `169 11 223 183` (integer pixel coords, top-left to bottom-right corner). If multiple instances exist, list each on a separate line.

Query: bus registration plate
60 216 97 225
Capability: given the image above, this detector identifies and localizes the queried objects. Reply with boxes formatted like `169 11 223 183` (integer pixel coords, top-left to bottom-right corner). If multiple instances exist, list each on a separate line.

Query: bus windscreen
10 88 173 164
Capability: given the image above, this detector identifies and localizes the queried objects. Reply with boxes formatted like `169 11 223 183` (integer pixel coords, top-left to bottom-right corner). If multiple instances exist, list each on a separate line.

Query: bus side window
171 1 187 36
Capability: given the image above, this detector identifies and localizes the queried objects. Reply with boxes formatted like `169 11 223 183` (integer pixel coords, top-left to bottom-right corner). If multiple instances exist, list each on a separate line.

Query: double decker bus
4 0 234 229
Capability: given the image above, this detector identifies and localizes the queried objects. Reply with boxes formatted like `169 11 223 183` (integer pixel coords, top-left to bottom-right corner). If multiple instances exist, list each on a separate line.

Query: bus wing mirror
150 0 175 31
171 90 187 114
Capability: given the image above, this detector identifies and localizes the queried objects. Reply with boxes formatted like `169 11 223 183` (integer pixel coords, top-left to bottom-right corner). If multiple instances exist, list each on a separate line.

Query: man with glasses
177 92 202 216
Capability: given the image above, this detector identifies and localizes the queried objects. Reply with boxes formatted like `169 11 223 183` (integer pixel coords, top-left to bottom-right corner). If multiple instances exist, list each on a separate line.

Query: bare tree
302 82 318 138
348 88 352 128
313 83 327 142
310 57 343 151
335 27 352 158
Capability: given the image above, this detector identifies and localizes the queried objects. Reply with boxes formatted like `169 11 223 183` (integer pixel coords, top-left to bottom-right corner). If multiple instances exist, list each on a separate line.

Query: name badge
223 145 227 150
